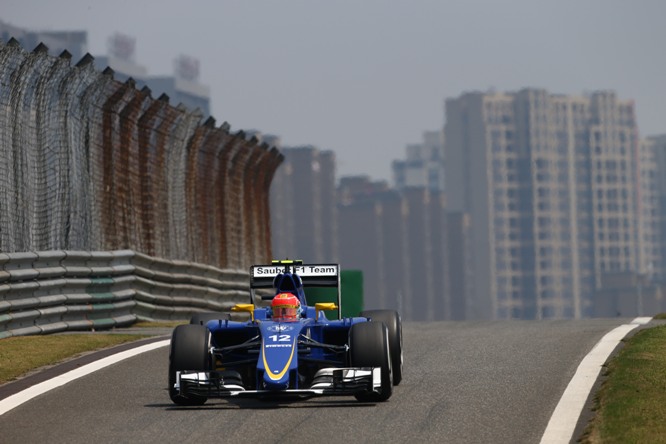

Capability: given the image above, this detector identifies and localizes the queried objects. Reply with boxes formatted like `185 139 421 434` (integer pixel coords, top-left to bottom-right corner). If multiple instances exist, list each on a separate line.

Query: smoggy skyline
3 0 665 181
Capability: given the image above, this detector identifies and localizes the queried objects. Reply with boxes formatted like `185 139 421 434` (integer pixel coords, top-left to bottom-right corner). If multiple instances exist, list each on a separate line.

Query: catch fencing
0 38 283 270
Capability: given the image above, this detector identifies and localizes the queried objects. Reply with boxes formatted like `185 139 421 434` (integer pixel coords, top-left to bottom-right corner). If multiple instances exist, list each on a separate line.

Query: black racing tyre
349 321 392 402
189 312 226 326
360 309 403 385
168 324 210 405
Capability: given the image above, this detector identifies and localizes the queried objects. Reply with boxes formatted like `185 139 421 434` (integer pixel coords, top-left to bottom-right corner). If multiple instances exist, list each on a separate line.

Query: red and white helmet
271 292 301 321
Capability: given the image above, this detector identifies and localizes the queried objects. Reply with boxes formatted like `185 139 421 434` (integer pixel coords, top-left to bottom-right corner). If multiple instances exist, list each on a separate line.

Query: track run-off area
0 318 651 444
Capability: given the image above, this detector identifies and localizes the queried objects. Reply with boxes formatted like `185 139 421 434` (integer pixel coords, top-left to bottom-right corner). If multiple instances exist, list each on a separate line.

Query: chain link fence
0 38 283 270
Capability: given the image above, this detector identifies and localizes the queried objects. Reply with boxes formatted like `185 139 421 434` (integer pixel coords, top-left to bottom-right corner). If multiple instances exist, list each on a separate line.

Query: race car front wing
175 367 382 399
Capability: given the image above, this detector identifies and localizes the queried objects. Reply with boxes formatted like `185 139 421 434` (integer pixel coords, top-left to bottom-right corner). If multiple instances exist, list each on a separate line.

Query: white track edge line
0 339 170 416
540 317 652 444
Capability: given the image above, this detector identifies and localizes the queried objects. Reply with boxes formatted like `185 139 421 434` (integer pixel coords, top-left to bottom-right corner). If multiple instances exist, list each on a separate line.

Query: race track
0 319 636 443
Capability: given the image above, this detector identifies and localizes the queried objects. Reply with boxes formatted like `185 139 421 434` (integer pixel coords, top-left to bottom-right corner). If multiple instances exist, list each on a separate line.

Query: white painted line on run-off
540 317 652 444
0 339 171 417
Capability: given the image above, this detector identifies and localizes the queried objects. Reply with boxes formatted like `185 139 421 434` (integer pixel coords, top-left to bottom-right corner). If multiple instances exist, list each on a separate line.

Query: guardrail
0 250 251 338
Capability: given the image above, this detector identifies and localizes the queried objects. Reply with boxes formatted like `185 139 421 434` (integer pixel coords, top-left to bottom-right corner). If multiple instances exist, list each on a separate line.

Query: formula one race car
168 260 402 405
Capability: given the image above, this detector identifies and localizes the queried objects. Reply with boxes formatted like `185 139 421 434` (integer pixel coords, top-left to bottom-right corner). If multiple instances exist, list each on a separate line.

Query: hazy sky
3 0 665 181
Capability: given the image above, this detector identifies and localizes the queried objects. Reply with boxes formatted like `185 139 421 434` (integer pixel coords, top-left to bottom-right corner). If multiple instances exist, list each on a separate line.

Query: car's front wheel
349 321 392 402
168 324 210 405
360 309 403 385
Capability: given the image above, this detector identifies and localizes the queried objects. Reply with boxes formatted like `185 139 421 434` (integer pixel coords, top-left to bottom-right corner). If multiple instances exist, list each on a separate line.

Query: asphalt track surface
0 319 642 444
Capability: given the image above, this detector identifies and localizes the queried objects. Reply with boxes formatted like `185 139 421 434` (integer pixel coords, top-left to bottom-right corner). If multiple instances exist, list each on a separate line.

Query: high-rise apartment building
392 130 445 191
337 178 394 312
649 135 666 281
143 55 210 116
446 212 473 320
0 20 87 61
639 137 660 279
0 25 210 115
337 176 457 321
94 34 210 115
445 89 641 319
270 146 338 264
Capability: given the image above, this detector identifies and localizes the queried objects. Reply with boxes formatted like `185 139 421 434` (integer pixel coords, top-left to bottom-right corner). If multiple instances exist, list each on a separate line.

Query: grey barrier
0 250 251 338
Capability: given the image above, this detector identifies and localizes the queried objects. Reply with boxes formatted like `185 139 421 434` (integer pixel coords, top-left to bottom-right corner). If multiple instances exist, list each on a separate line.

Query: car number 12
268 334 290 342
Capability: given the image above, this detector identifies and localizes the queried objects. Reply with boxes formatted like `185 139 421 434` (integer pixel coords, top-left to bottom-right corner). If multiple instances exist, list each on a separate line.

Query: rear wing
250 263 340 288
249 260 342 318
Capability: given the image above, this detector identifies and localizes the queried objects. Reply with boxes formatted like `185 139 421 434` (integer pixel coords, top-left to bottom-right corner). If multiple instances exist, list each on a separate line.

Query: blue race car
168 260 402 404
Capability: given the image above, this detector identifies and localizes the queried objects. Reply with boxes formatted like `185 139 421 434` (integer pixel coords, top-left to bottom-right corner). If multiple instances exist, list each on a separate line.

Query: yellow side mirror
315 302 338 321
232 303 255 321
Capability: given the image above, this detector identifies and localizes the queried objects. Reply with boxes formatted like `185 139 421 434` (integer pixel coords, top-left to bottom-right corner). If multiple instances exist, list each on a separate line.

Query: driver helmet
271 292 301 321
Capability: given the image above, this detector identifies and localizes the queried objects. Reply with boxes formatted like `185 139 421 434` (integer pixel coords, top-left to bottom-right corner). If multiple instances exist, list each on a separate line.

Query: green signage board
304 270 363 319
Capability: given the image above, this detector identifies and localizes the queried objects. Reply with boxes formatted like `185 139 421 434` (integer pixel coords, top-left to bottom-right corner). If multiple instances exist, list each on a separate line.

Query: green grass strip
0 334 145 385
581 325 666 443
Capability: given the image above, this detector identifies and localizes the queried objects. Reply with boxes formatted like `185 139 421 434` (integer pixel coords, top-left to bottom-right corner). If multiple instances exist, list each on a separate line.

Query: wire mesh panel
0 39 283 270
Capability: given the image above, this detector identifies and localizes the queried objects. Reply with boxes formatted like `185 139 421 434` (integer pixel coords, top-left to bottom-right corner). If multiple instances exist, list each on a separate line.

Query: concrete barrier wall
0 250 250 338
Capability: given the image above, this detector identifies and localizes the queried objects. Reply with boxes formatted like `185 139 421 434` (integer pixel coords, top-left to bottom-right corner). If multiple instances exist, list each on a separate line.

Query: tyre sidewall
349 321 392 401
168 324 210 405
360 309 403 385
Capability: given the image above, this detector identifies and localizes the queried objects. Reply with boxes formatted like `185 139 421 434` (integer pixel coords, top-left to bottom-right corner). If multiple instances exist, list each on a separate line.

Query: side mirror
232 303 255 322
315 302 338 321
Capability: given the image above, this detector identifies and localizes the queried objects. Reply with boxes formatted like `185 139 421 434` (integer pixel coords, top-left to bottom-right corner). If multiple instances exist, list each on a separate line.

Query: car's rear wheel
349 321 392 402
189 311 226 326
360 309 403 385
168 324 210 405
